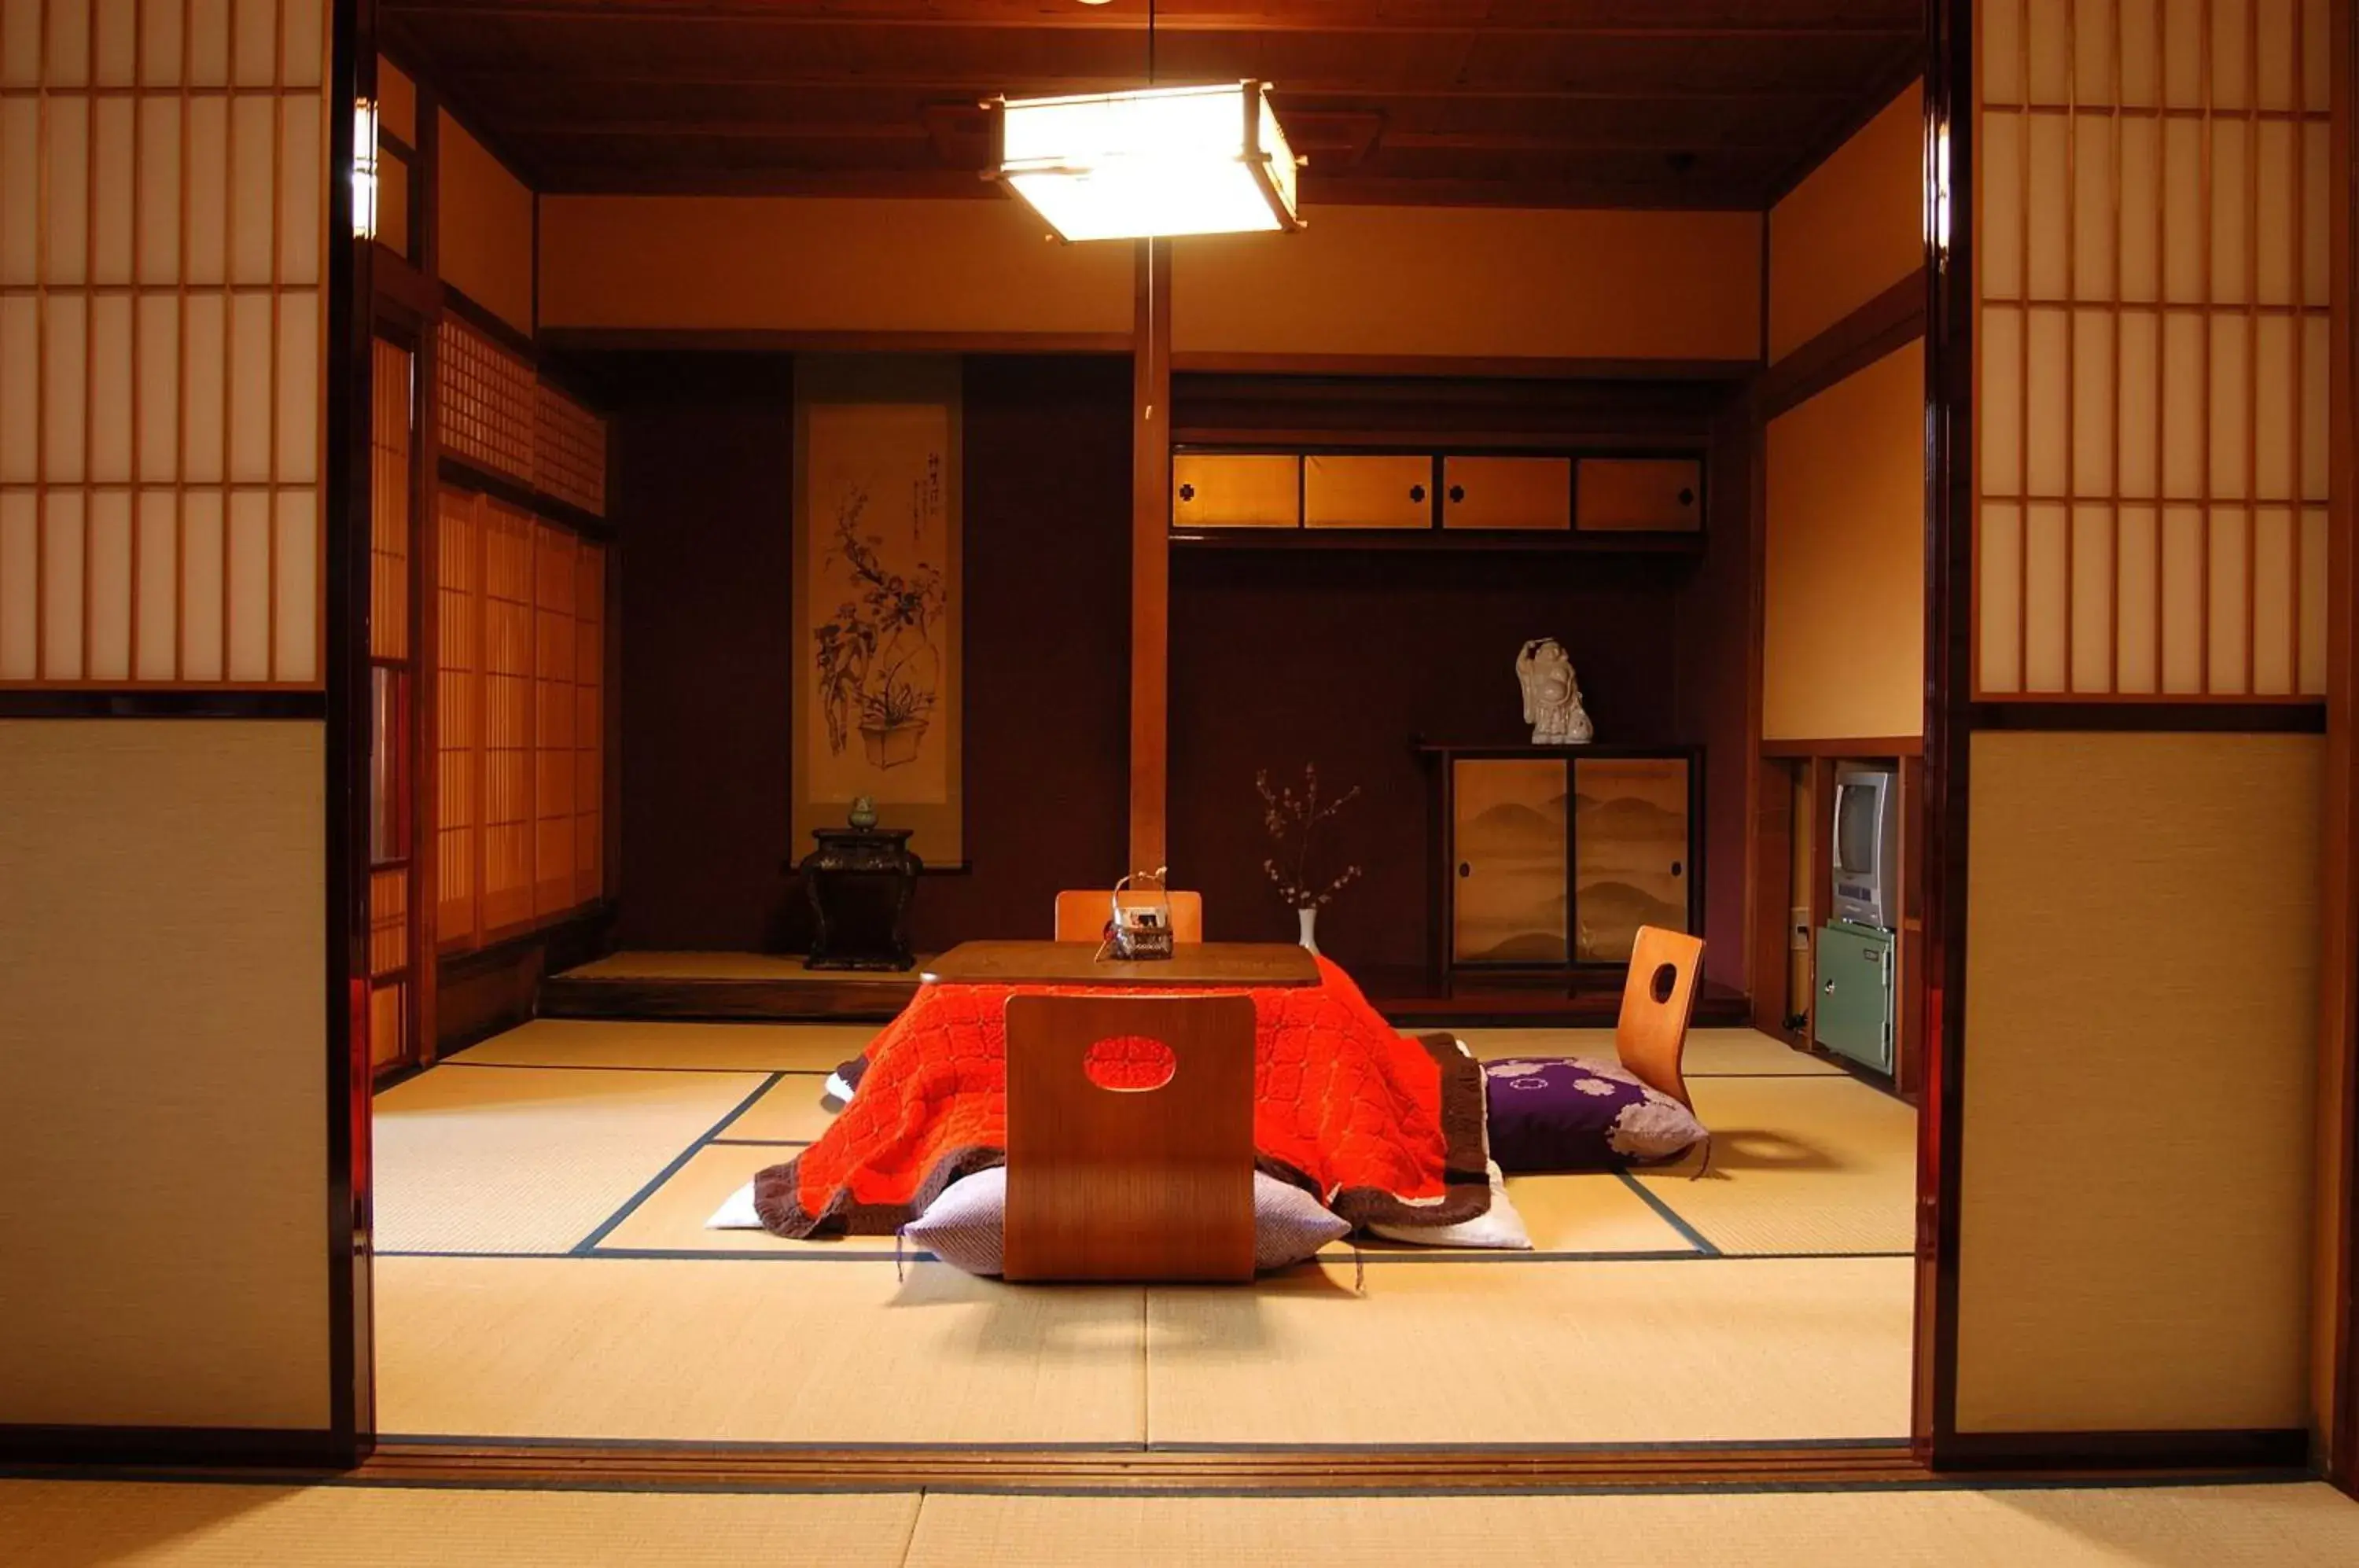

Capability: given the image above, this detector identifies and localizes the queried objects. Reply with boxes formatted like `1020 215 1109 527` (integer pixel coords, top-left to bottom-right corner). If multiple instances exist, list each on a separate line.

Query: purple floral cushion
1483 1056 1708 1173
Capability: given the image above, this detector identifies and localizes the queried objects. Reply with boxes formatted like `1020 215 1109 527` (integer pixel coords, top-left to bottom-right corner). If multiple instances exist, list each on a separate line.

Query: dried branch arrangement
1256 763 1363 910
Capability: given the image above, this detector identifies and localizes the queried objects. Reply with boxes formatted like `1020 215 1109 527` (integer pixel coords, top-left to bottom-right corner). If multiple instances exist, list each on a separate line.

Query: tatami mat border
572 1073 786 1252
1613 1172 1723 1254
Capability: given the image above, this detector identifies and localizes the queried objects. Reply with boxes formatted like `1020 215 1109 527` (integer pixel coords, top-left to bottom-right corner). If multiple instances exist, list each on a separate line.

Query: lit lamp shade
993 80 1301 242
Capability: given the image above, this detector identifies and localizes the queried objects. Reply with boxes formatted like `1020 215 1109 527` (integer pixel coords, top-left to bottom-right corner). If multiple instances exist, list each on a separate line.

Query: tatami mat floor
374 1019 1917 1446
9 1480 2359 1567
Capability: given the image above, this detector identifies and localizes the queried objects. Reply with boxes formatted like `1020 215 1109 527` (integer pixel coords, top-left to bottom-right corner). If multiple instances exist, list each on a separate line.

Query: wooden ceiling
380 1 1924 211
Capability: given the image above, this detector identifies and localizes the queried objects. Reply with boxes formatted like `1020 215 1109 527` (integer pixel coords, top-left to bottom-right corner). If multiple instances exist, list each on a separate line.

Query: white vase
1296 905 1320 955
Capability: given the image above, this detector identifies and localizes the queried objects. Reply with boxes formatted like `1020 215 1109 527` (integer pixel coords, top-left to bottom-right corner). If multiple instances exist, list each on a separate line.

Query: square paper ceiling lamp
993 80 1302 242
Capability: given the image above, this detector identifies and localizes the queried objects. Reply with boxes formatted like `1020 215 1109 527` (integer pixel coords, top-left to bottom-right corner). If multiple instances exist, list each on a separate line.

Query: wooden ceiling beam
1761 42 1925 203
502 117 1776 161
521 166 1766 211
381 4 1915 211
379 2 1919 42
407 66 1862 109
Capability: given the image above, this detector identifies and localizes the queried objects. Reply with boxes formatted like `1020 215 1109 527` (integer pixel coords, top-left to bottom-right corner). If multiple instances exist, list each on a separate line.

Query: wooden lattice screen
1978 0 2331 698
436 484 605 949
535 381 607 516
435 315 535 486
438 317 611 520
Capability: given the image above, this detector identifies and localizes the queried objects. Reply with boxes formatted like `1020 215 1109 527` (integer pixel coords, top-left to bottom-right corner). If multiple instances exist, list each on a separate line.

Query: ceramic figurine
1516 638 1594 745
846 795 879 830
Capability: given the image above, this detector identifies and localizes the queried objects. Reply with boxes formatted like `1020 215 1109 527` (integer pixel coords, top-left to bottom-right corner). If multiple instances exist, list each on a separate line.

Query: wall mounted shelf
1172 445 1706 547
1170 528 1705 554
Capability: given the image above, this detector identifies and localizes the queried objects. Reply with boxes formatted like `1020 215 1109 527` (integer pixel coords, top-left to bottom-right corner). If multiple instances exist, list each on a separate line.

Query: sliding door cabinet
1428 745 1699 978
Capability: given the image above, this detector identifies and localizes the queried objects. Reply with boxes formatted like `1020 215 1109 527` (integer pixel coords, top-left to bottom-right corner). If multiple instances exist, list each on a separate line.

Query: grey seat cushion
900 1167 1349 1277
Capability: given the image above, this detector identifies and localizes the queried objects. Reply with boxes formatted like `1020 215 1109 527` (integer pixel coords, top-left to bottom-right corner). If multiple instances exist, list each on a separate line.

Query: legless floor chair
1616 924 1706 1109
1003 992 1257 1283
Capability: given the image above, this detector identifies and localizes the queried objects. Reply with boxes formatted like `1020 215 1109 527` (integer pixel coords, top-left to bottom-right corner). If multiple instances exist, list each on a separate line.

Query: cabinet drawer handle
1448 484 1465 503
1677 487 1695 506
1409 484 1426 502
1457 862 1470 878
1178 482 1196 502
1670 859 1683 877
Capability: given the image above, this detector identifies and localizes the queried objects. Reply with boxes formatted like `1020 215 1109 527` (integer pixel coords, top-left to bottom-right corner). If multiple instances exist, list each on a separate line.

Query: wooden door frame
359 319 432 1084
322 0 2356 1485
328 0 377 1467
234 0 2359 1487
2328 0 2359 1499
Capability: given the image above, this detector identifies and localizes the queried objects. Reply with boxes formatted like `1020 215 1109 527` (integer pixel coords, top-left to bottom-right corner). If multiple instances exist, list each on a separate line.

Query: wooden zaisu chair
1001 992 1257 1283
1615 924 1706 1110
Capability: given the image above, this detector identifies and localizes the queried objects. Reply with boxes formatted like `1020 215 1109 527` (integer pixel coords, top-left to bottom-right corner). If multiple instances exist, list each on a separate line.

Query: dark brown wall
901 355 1132 950
1168 547 1696 976
603 353 1130 954
1673 407 1760 992
605 355 800 951
604 359 1750 991
1165 374 1754 988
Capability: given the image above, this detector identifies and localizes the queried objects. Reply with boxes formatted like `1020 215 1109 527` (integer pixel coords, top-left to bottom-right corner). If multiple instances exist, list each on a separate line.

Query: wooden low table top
922 940 1320 988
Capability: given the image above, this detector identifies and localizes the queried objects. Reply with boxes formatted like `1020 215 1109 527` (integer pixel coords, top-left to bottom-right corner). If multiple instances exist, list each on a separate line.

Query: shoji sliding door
368 333 416 1074
0 0 325 687
0 0 354 1448
1947 0 2331 1454
1978 0 2330 698
432 315 607 955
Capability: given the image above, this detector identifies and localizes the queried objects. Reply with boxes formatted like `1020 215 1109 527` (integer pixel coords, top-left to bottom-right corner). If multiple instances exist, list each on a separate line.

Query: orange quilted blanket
752 956 1489 1237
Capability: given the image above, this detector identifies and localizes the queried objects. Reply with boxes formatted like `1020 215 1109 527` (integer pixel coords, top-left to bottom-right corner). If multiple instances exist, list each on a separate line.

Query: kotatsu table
920 939 1320 989
754 937 1488 1271
918 940 1317 1281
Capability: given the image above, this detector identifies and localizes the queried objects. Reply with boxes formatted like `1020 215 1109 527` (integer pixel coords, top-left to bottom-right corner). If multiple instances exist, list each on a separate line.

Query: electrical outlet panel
1789 907 1811 951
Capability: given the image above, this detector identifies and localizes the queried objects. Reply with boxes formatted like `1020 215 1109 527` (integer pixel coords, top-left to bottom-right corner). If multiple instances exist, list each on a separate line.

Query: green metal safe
1814 921 1893 1075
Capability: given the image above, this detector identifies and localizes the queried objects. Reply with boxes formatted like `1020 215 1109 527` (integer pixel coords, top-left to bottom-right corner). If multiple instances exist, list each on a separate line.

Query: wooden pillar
2321 0 2359 1490
410 86 445 1065
1130 238 1173 874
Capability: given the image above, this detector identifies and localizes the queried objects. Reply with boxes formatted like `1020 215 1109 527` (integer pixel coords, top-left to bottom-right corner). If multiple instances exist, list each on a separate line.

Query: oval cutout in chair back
1649 962 1678 1004
1083 1035 1177 1092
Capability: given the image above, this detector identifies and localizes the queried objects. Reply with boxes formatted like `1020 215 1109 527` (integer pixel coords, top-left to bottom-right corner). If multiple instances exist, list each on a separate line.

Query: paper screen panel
368 979 407 1071
534 381 607 517
531 519 576 918
477 499 535 937
370 339 411 662
436 485 481 947
573 538 604 905
0 0 329 688
432 484 609 950
1975 0 2328 699
370 865 407 981
436 315 535 484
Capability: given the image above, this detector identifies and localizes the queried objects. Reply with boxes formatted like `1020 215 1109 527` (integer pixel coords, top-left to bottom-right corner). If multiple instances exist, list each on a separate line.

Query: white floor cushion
707 1180 762 1230
1366 1161 1532 1250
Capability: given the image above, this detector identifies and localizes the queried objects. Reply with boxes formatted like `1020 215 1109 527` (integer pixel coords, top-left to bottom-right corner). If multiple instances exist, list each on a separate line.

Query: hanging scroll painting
792 358 963 864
